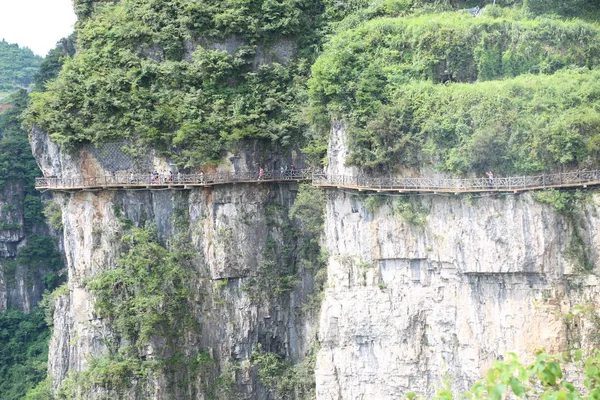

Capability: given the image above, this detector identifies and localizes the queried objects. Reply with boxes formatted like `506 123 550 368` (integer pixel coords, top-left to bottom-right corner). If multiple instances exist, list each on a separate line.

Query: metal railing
35 169 600 192
35 170 313 189
311 170 600 191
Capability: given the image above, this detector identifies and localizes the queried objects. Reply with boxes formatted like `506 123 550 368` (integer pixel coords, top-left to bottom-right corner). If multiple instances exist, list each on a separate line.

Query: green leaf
509 377 526 397
548 362 563 380
490 384 507 400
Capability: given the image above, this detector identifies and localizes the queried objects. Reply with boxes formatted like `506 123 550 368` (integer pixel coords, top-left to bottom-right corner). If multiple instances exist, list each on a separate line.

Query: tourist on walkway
486 171 494 188
259 167 264 180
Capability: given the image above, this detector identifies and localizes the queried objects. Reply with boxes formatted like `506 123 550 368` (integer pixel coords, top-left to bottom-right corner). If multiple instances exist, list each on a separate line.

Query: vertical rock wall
0 180 53 312
315 123 600 399
32 130 319 398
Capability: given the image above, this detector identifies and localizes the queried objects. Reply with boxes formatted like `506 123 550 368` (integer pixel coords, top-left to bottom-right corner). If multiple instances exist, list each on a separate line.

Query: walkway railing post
35 168 600 193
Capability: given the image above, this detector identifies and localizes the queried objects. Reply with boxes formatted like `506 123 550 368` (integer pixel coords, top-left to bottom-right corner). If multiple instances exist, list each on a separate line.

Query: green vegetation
423 351 600 399
0 90 42 193
325 70 600 173
251 343 317 399
533 189 588 216
308 2 600 173
32 0 600 174
43 199 63 231
0 64 63 400
363 195 388 213
245 185 326 306
523 0 598 18
33 38 75 92
68 224 201 396
289 183 326 238
24 376 53 400
393 198 428 226
86 224 193 348
0 40 42 92
0 235 62 396
0 308 51 400
243 185 325 397
360 195 428 225
290 184 328 313
244 204 299 300
19 234 64 290
0 89 63 286
19 0 600 397
26 0 328 168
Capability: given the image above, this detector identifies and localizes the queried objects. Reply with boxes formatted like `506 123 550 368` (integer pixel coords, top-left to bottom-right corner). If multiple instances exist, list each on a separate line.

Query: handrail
34 169 600 193
35 170 313 189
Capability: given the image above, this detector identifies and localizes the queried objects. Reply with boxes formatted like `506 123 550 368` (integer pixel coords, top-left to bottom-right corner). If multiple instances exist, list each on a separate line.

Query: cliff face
0 180 44 312
37 118 600 399
33 130 319 398
28 1 600 396
315 123 600 399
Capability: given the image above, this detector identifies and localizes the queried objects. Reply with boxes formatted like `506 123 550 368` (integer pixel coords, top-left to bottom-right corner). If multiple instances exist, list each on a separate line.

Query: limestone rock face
0 178 52 312
36 113 600 399
315 122 600 399
32 129 318 398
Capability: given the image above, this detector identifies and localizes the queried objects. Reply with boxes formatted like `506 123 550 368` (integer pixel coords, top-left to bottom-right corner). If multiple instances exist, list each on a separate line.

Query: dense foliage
26 0 327 168
33 38 76 92
308 5 600 173
61 224 200 397
0 91 42 193
0 91 63 399
334 70 600 173
0 40 42 94
86 224 193 347
251 343 318 399
0 308 51 399
18 0 600 398
24 0 600 173
426 351 600 399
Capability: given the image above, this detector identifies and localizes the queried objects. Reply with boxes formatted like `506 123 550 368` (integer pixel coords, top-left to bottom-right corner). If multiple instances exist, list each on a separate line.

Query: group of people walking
145 170 206 184
138 165 306 184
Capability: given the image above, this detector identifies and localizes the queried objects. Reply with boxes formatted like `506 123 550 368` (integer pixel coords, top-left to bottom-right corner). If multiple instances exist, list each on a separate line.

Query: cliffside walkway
35 169 600 194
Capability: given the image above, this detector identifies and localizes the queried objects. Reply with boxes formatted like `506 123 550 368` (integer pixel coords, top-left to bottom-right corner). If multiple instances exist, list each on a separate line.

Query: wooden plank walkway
35 170 600 194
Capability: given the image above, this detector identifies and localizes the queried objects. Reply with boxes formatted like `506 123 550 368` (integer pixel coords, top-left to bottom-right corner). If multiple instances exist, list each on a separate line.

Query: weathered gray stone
31 129 318 398
316 122 600 399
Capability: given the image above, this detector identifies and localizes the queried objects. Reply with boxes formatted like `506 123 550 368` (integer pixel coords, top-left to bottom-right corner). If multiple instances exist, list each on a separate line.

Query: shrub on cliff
425 351 600 399
308 7 600 173
26 0 323 168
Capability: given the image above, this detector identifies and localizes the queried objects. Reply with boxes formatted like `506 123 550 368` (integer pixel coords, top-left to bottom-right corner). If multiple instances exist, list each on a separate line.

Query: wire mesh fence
35 169 600 192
